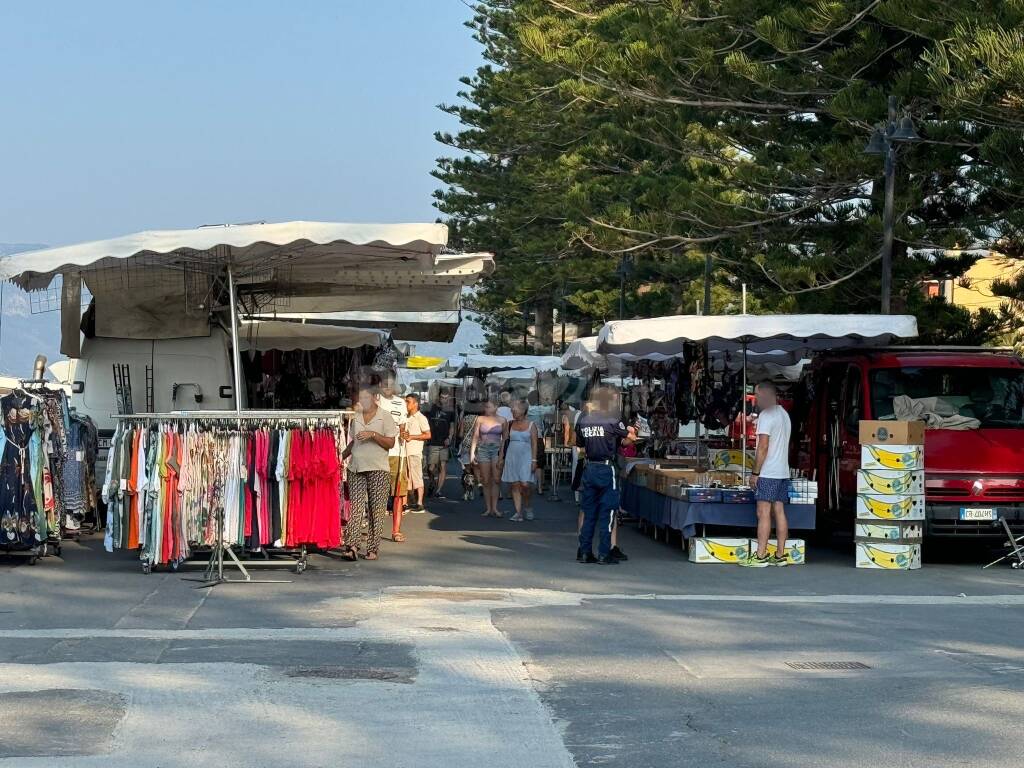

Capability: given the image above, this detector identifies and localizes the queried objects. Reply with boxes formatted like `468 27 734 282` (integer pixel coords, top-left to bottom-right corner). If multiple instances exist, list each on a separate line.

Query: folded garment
892 395 980 430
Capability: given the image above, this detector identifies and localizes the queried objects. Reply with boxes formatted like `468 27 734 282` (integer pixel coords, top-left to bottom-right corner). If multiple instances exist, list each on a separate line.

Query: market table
621 480 815 539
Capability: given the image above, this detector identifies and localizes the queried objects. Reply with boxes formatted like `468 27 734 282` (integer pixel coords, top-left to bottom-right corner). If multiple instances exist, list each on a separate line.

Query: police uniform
575 411 628 560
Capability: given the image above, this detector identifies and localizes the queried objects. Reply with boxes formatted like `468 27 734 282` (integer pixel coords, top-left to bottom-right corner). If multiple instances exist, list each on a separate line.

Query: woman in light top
470 400 508 517
501 400 538 522
342 386 397 561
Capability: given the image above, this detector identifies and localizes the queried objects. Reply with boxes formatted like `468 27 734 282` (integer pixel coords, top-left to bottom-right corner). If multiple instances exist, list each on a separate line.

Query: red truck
795 347 1024 538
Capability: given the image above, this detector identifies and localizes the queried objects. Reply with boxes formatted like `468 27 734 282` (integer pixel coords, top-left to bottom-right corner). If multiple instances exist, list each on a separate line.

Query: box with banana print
860 444 924 471
854 521 923 542
856 469 925 496
688 537 750 564
855 542 921 570
750 538 806 564
855 493 925 521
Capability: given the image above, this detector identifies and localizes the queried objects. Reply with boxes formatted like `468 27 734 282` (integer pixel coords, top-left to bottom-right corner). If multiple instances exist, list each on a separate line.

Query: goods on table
688 537 750 564
856 421 925 569
788 479 818 505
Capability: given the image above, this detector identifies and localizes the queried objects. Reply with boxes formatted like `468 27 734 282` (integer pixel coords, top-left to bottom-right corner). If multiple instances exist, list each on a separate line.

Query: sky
0 0 478 245
0 1 485 371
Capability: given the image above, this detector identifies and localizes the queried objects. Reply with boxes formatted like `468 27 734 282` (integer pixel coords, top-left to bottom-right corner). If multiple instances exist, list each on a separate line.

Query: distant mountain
0 244 62 377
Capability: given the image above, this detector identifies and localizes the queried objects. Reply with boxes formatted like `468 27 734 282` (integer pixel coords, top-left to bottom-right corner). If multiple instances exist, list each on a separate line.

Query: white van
60 329 239 470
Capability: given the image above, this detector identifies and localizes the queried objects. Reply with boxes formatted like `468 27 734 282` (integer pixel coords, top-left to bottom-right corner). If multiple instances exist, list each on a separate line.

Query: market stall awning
440 354 564 375
237 320 388 352
259 310 464 342
598 314 918 358
0 221 494 345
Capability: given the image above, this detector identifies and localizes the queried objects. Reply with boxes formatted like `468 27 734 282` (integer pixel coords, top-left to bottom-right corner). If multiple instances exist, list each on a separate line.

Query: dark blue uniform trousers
579 462 618 558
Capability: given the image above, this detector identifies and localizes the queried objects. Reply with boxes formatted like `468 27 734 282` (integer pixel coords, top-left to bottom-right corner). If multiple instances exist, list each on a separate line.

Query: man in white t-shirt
497 390 514 422
742 380 792 568
377 377 409 541
403 393 432 513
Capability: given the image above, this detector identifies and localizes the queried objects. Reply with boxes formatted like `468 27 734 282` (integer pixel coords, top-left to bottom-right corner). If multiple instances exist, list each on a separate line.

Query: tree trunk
535 298 554 353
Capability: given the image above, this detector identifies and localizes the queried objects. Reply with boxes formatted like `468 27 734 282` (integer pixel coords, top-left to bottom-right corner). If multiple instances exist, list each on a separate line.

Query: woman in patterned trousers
343 387 398 561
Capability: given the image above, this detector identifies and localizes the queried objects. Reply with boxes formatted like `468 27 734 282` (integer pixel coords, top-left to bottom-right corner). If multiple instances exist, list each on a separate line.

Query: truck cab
796 348 1024 538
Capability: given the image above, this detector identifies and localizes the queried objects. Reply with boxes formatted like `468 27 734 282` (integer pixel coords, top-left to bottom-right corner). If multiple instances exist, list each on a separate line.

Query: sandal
341 547 358 562
392 532 406 543
362 551 379 561
510 514 524 523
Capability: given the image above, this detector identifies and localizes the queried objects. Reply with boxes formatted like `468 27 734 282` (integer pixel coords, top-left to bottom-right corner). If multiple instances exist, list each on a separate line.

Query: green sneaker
739 552 771 568
772 554 790 567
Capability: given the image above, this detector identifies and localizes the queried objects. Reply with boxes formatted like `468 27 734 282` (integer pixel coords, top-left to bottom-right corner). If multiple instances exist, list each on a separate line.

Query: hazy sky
0 0 479 246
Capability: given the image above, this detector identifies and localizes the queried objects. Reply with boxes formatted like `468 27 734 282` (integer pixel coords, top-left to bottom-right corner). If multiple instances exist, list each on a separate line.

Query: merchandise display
856 420 926 569
0 385 95 560
688 537 750 564
103 414 347 571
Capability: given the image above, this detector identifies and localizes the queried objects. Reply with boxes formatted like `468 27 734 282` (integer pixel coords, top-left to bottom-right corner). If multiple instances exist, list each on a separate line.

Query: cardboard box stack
855 421 926 570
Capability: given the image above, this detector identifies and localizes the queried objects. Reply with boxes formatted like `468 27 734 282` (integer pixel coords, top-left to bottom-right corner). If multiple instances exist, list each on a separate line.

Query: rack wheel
170 561 179 572
296 560 307 574
55 545 62 557
142 562 152 574
28 556 38 566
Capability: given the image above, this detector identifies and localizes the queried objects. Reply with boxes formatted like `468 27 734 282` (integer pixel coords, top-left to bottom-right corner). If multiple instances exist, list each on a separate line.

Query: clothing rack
105 409 352 585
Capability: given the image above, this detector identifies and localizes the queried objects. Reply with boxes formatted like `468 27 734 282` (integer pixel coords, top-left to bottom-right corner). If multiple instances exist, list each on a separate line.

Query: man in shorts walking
404 393 431 513
742 381 792 567
425 390 454 498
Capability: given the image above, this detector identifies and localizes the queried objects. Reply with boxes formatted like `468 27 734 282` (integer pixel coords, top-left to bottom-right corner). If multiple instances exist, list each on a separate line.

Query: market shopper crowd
341 375 645 566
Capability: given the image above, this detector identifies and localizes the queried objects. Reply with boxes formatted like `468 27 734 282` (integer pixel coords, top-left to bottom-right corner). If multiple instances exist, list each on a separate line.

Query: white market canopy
563 334 801 373
237 320 388 353
598 314 919 358
440 354 563 376
0 221 494 343
259 310 464 343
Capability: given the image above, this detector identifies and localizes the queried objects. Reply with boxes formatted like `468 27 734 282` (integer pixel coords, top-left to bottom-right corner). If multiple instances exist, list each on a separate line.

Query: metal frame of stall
112 408 353 586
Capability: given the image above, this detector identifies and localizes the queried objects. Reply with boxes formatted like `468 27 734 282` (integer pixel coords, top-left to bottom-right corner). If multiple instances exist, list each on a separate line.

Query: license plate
960 507 996 521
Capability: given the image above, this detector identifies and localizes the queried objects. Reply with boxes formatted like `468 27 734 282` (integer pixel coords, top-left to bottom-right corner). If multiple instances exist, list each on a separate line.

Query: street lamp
864 95 921 314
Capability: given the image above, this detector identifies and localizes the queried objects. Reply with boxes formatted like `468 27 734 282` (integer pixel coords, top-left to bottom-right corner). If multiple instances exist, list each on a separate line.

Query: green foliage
436 1 1024 349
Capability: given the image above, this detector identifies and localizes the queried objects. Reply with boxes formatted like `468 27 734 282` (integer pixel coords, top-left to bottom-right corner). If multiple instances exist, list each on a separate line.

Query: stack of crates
855 420 926 570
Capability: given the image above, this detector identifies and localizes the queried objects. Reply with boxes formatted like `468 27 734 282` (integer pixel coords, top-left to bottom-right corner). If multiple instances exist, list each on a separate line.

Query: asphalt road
1 473 1022 767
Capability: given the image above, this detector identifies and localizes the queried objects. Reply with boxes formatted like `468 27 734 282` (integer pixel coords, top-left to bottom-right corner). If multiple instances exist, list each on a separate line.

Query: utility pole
865 95 921 314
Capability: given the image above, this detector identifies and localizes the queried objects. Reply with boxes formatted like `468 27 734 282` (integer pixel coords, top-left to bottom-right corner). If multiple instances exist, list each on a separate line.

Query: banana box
750 538 806 564
855 493 925 520
709 449 754 472
688 537 750 564
855 521 923 541
855 541 921 570
860 444 924 471
856 469 924 496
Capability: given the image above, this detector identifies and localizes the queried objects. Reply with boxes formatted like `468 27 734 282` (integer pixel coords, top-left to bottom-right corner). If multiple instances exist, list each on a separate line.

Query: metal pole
227 263 243 415
619 268 625 320
741 284 747 315
880 94 898 314
741 342 748 483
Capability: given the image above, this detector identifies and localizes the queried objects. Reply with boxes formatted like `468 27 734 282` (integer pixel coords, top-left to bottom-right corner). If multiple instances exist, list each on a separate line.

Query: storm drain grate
785 661 871 670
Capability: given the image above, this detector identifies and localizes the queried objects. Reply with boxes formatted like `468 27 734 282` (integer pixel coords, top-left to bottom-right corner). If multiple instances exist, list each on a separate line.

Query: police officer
576 387 636 565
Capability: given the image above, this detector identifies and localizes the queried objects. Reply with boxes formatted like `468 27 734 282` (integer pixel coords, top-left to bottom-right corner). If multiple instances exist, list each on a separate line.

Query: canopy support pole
742 341 748 483
227 263 243 415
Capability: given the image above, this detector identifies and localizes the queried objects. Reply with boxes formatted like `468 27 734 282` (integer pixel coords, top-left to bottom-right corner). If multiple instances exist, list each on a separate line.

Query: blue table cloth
621 481 816 539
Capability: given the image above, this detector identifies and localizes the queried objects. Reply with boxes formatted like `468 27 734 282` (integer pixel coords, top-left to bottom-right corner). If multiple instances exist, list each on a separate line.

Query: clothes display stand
106 409 352 587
